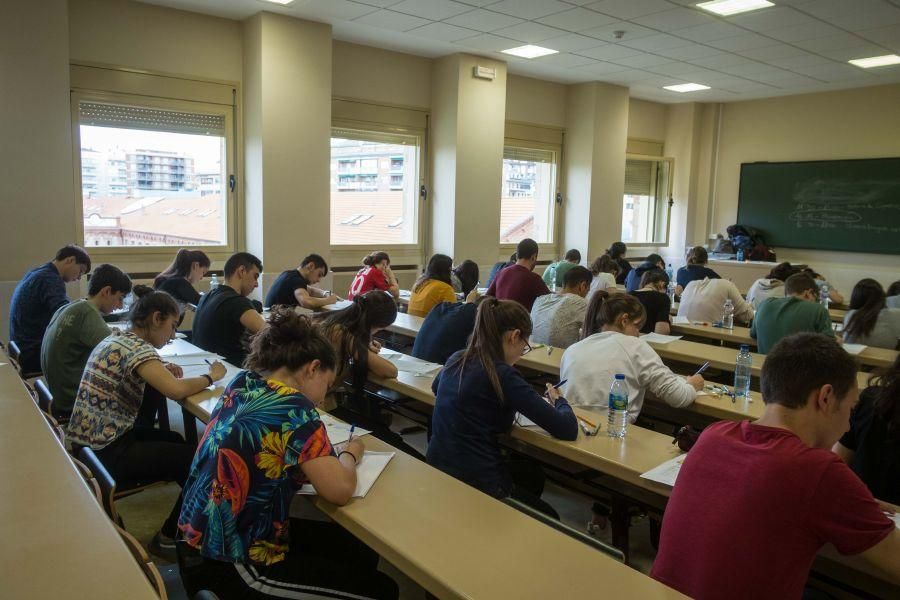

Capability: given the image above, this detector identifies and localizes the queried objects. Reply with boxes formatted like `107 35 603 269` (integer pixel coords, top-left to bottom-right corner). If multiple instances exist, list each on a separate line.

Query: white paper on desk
641 333 683 344
318 413 371 446
842 343 867 355
332 299 354 310
515 413 539 428
380 351 441 376
158 338 222 359
298 451 395 498
888 513 900 530
672 316 690 325
640 454 688 487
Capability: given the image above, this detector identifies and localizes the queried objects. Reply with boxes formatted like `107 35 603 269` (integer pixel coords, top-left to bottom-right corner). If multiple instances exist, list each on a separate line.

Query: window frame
498 137 562 253
621 153 675 248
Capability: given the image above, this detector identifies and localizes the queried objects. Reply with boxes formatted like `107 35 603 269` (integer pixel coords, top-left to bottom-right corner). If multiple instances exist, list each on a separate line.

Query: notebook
298 451 395 498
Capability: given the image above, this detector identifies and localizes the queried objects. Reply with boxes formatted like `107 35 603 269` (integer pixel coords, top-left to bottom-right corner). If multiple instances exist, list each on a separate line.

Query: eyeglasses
522 340 534 356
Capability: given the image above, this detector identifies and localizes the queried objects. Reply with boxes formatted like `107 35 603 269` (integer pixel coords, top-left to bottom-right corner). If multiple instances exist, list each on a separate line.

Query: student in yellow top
408 254 457 318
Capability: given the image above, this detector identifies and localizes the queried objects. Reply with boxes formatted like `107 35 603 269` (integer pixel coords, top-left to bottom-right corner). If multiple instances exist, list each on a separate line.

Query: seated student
347 251 400 300
411 291 482 365
632 270 672 335
802 267 844 305
176 309 398 600
887 280 900 309
751 272 836 354
607 241 632 285
588 254 619 299
427 298 577 517
542 249 581 289
675 246 720 296
40 264 131 420
834 355 900 505
67 288 227 559
486 238 550 311
677 277 754 326
746 261 798 309
486 252 516 288
9 244 91 373
842 278 900 350
451 259 480 296
530 266 592 349
265 253 338 310
651 334 900 599
193 252 267 366
624 253 667 293
153 248 210 306
561 291 701 423
407 254 456 318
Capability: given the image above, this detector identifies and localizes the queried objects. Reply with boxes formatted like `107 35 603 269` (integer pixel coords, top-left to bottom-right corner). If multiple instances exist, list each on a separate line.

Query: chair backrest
115 524 168 599
78 446 121 526
8 340 21 361
8 340 41 379
42 410 65 445
34 379 53 413
69 456 103 505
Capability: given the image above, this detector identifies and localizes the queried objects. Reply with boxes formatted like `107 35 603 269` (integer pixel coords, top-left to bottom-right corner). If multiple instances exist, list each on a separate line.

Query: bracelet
203 374 214 386
338 450 359 465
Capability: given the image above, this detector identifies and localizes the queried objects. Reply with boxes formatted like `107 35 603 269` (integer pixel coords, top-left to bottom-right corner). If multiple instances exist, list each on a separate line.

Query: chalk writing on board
788 179 900 229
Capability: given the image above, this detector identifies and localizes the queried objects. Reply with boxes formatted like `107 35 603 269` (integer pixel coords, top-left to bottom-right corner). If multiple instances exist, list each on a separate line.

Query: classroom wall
332 41 431 109
627 98 668 142
711 83 900 291
505 75 567 129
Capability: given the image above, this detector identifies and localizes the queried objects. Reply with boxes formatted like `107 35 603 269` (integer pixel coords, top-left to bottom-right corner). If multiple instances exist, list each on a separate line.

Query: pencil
577 415 597 429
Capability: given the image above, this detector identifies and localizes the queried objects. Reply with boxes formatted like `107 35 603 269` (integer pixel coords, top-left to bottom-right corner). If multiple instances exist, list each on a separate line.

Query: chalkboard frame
737 157 900 256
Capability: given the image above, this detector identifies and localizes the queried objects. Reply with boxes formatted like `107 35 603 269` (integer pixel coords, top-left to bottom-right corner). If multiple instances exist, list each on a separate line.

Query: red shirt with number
347 266 389 300
651 420 893 600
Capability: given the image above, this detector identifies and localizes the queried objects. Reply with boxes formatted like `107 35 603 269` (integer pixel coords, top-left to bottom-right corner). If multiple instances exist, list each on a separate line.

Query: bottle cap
615 374 625 380
740 344 749 352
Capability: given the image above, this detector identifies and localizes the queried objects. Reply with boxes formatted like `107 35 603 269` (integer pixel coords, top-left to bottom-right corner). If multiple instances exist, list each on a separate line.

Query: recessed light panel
696 0 774 17
664 83 711 93
501 45 559 59
848 54 900 68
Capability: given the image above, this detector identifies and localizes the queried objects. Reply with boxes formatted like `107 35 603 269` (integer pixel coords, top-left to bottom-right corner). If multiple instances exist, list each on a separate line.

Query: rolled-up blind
503 146 555 163
624 159 653 196
331 127 418 146
79 101 226 136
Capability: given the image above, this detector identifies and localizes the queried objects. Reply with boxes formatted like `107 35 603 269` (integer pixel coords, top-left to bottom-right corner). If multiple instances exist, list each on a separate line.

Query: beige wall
627 98 667 142
69 0 242 82
332 41 431 109
506 75 567 128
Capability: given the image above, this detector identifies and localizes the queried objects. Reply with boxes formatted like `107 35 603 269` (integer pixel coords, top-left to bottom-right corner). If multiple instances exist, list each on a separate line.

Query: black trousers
95 427 194 537
177 519 399 600
506 458 560 520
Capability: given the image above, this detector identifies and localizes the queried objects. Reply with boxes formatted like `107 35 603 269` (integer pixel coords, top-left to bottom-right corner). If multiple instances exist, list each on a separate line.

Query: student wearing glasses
427 298 578 517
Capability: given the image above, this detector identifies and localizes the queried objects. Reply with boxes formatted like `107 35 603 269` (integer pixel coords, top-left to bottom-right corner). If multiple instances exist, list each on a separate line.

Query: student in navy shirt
411 293 483 365
625 253 667 293
675 246 720 295
265 253 338 310
427 297 578 517
154 248 210 306
9 245 91 373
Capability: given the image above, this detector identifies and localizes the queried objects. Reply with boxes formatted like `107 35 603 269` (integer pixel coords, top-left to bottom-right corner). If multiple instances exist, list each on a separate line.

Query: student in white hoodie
746 262 798 309
560 290 703 424
677 277 754 326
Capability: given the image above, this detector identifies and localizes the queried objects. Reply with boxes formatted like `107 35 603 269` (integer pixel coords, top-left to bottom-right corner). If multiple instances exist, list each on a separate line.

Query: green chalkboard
737 158 900 255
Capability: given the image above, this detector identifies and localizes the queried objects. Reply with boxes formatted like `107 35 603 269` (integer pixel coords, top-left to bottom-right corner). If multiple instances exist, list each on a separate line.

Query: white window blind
78 101 226 136
503 146 555 163
624 159 653 196
332 127 417 146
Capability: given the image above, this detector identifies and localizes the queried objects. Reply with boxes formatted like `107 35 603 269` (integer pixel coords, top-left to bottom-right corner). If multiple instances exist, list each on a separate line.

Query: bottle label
609 394 627 411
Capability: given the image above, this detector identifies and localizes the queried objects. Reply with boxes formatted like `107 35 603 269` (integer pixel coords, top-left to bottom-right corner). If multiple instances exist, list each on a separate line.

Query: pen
547 346 553 355
349 424 356 440
543 379 568 397
694 361 710 376
576 414 597 429
204 359 212 365
579 420 592 436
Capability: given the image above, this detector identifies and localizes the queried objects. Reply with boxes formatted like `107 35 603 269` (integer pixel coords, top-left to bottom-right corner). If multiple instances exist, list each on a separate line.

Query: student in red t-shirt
651 333 900 599
485 238 550 312
347 251 399 300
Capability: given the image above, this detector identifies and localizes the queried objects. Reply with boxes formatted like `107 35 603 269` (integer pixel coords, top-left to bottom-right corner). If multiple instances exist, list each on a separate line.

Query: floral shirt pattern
178 371 334 565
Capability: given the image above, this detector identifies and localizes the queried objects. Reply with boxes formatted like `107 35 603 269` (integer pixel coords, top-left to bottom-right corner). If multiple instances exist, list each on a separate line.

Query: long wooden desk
183 371 684 600
0 356 157 599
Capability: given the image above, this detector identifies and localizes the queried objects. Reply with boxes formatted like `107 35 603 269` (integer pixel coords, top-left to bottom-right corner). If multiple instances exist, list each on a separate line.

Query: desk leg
182 406 198 445
610 496 631 564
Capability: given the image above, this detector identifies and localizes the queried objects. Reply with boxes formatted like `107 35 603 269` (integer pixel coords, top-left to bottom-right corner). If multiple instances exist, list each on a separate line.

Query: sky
80 125 224 173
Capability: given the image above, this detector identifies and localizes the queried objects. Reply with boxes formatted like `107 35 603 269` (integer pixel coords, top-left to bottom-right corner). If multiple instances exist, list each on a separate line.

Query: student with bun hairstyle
842 278 900 350
427 298 577 517
607 241 631 285
177 308 398 600
588 254 619 299
154 248 211 305
408 253 456 318
451 259 480 296
347 251 399 300
68 286 227 559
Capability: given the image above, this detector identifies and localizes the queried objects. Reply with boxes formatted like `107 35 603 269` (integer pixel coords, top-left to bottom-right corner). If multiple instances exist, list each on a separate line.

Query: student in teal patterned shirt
177 307 398 600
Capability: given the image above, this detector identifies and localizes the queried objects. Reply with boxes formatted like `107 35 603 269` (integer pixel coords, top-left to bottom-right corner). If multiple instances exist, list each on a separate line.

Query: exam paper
641 332 683 344
379 350 441 376
640 454 688 487
298 451 395 498
672 316 690 325
842 343 867 355
319 413 371 446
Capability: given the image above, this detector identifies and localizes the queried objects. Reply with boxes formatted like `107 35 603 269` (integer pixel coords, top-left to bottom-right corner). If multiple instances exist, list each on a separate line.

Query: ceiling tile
725 63 792 77
581 20 658 42
766 75 826 88
605 70 662 83
660 43 723 60
540 33 607 52
353 9 431 31
768 53 836 69
739 44 812 61
571 61 632 75
574 43 643 60
801 63 878 82
535 7 618 32
620 33 695 51
485 0 573 20
794 33 872 53
645 60 709 75
443 9 524 32
612 54 677 68
766 21 844 43
586 0 674 20
407 21 479 41
797 0 900 29
819 44 896 62
353 0 405 7
299 0 380 20
856 24 900 51
632 8 718 32
455 32 520 51
672 21 746 43
726 6 814 32
707 33 779 52
688 53 755 68
493 21 565 43
533 52 600 68
389 0 471 20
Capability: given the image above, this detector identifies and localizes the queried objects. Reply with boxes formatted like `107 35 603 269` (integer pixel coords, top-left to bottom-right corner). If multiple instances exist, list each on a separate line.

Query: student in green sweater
40 264 132 419
542 249 581 289
750 272 836 353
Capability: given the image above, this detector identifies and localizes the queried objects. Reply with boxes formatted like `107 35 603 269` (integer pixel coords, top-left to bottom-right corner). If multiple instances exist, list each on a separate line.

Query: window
76 100 230 248
330 128 421 245
621 156 673 244
500 145 557 244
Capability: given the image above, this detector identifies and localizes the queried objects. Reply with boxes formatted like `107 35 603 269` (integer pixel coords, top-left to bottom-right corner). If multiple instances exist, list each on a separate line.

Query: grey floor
130 401 657 600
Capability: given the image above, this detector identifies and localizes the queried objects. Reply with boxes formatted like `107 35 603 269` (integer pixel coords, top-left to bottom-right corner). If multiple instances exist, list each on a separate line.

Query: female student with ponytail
842 278 900 350
154 248 211 305
67 286 227 558
176 308 398 600
408 253 457 318
347 251 400 300
427 298 578 517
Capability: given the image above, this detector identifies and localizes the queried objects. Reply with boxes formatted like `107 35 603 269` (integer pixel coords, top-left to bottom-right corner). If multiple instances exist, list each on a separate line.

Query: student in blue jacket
427 297 578 517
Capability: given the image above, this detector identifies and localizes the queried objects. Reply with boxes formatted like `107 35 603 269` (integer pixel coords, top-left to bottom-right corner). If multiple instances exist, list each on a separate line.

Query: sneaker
586 515 609 536
149 530 177 563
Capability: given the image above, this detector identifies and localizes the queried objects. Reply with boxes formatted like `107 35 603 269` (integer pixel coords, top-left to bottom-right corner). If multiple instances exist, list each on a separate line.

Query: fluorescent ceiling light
664 83 711 93
501 45 559 59
258 0 295 5
848 54 900 68
696 0 774 16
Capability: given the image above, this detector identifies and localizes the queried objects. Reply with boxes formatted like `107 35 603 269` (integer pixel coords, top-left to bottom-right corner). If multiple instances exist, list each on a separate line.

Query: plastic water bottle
667 279 676 303
736 248 744 262
209 273 220 291
819 283 830 308
722 298 735 329
607 374 628 438
734 345 752 401
665 263 674 281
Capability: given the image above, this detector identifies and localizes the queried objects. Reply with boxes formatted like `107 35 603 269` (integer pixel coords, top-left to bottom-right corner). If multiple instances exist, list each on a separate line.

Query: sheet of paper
672 316 690 325
640 453 688 487
298 451 395 498
641 332 683 344
109 321 186 338
158 338 222 359
515 413 539 428
889 513 900 529
318 413 371 446
379 350 441 376
332 299 354 310
842 343 867 355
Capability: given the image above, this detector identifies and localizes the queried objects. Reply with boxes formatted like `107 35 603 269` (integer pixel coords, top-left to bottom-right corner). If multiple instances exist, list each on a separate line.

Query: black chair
78 447 124 527
7 340 42 380
34 379 53 414
194 592 220 600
